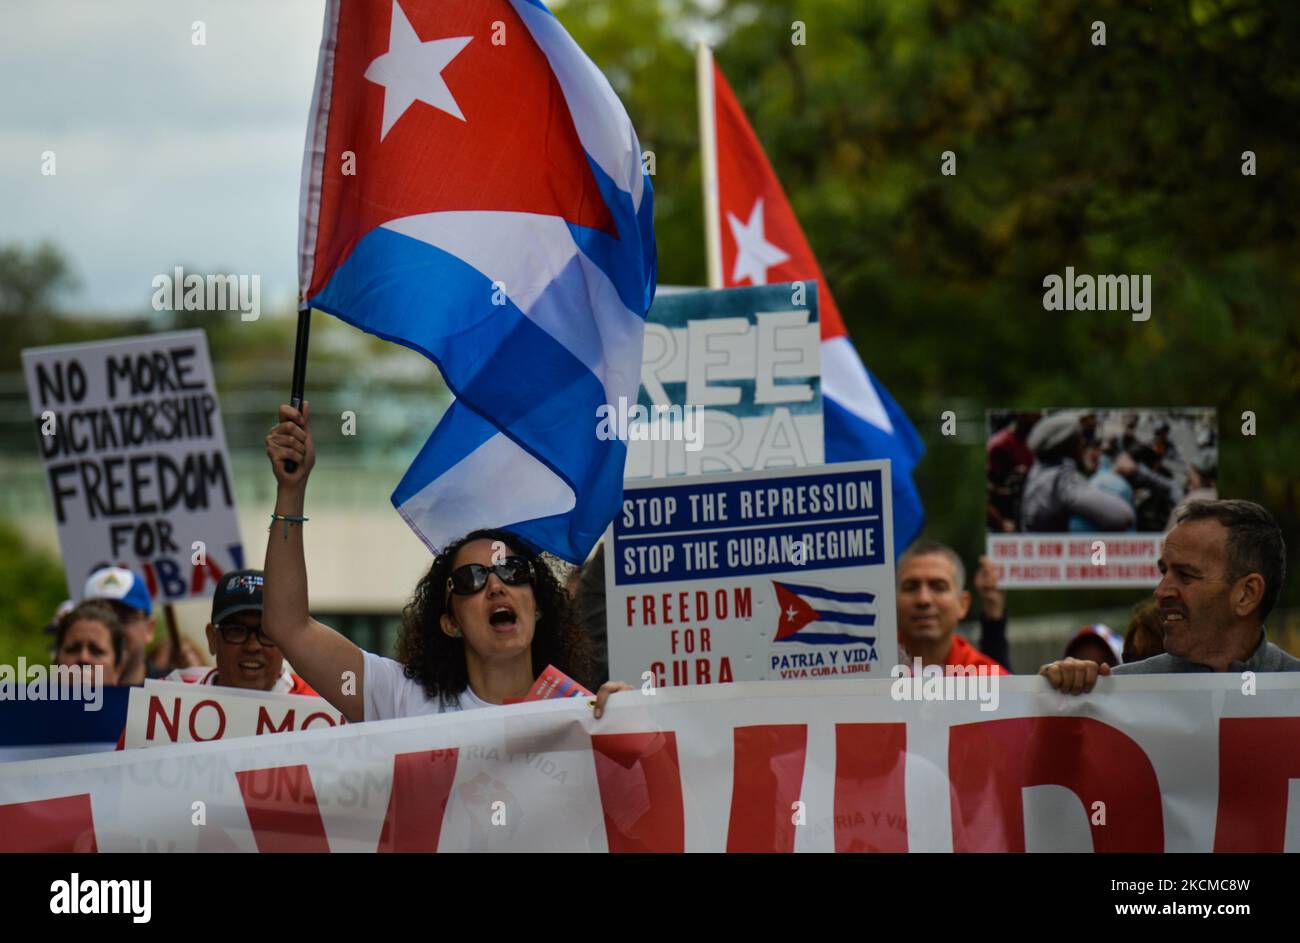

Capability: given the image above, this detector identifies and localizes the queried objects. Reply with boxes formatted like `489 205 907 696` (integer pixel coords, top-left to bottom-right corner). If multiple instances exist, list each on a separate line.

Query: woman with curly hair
261 401 630 722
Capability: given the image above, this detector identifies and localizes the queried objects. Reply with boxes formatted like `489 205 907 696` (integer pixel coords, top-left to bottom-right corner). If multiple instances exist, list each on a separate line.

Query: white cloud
0 0 325 311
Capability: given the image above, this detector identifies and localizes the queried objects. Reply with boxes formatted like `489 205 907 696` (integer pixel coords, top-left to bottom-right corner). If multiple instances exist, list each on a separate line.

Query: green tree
559 0 1300 613
0 521 69 668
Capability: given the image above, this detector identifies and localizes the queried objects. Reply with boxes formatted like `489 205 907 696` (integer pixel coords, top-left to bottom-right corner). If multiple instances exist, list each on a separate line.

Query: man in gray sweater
1041 499 1299 693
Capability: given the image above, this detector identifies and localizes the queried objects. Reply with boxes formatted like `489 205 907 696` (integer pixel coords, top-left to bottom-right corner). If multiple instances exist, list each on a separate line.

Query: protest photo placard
122 680 346 750
21 330 244 602
605 459 897 688
986 408 1218 587
623 281 822 478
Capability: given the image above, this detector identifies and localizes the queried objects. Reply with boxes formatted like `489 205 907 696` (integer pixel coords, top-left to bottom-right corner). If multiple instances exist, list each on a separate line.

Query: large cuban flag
705 57 925 553
299 0 656 562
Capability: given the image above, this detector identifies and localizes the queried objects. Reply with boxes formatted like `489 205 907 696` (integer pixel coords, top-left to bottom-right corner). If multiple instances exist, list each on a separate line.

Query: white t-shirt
362 650 492 721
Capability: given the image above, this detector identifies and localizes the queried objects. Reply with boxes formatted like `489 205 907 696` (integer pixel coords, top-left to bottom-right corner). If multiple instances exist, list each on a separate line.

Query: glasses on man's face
216 621 276 647
445 557 533 600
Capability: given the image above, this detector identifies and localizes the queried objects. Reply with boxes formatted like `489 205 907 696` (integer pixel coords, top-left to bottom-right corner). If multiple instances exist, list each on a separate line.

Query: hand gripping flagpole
283 300 311 474
696 42 724 290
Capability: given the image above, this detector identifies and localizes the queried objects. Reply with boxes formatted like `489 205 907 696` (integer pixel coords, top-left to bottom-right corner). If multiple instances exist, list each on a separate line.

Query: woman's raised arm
263 401 367 722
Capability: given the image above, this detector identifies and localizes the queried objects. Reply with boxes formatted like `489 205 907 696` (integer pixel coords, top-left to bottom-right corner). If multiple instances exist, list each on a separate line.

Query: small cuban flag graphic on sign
772 581 877 648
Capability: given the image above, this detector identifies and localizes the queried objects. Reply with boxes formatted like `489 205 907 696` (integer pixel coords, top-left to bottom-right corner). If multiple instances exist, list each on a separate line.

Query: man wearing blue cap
82 566 165 685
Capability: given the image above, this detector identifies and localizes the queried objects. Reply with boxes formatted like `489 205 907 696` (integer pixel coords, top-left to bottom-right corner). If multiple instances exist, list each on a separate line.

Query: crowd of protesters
10 402 1295 758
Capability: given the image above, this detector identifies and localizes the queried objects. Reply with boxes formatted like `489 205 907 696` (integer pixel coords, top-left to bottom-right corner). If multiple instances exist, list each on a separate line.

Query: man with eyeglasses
165 569 317 695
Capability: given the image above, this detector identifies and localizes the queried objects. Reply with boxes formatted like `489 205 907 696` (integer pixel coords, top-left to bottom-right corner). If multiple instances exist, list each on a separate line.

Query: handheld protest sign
985 407 1218 588
123 681 345 749
22 330 244 603
624 281 823 478
605 459 897 688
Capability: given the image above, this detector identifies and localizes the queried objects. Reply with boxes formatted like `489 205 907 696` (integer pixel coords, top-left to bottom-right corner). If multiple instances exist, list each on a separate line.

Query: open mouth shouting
489 604 520 633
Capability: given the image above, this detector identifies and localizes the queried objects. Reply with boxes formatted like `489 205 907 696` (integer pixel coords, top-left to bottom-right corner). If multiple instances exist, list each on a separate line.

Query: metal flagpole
696 42 724 290
284 302 311 473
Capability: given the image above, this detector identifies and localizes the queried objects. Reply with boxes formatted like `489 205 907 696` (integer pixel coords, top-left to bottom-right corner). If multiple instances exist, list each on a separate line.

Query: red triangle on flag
773 581 821 641
712 61 847 341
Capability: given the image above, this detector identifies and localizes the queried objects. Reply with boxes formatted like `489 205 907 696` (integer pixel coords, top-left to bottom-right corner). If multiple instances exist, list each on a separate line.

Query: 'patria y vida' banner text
605 460 897 689
21 331 243 601
0 676 1295 853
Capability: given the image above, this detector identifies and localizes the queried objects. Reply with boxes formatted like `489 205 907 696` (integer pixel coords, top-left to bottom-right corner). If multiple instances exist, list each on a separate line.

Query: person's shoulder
361 650 439 719
1111 654 1181 674
289 673 319 697
163 666 216 684
947 635 1006 673
1261 642 1300 671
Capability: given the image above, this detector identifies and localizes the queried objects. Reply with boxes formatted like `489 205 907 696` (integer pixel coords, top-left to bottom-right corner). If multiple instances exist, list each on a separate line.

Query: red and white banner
1 676 1296 852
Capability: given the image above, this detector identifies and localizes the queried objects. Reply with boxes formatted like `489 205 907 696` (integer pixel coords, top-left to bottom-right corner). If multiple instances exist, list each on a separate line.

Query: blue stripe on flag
315 228 628 558
812 609 877 626
778 582 877 604
565 158 657 318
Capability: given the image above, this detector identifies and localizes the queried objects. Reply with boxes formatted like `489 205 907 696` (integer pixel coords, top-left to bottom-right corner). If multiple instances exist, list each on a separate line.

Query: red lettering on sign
256 707 294 735
377 748 460 852
0 794 97 852
188 699 226 741
146 694 180 741
726 724 807 852
190 557 225 595
235 764 330 852
948 717 1163 852
833 723 908 852
1214 717 1300 852
591 732 684 853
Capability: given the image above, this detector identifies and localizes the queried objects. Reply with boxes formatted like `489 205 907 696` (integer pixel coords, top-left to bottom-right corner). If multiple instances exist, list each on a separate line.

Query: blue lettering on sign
613 468 885 586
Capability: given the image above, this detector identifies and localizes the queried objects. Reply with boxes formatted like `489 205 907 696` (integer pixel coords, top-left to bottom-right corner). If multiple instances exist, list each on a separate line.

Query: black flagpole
284 302 312 473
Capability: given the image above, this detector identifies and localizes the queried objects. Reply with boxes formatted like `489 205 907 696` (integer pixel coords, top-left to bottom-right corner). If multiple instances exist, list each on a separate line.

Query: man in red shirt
896 541 1009 675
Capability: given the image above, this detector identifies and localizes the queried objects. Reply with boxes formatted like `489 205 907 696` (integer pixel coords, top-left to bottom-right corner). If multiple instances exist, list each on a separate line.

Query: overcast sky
0 0 327 314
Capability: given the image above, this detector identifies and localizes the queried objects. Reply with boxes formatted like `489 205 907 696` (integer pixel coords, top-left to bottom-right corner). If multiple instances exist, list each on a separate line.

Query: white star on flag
786 606 798 622
727 197 790 285
364 0 473 140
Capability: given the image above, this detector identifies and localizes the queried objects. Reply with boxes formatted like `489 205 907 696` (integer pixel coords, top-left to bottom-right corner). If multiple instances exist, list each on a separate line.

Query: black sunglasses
216 621 276 647
445 557 533 599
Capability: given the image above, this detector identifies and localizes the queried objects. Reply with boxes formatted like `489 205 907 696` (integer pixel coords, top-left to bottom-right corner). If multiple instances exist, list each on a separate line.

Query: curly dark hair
394 528 593 705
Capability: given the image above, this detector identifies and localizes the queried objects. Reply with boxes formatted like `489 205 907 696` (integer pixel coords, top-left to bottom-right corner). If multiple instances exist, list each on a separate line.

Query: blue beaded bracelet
269 513 309 537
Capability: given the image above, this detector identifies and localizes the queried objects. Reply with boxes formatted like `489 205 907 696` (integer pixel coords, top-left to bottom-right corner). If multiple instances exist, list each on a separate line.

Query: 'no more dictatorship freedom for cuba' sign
605 459 897 689
21 331 243 602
